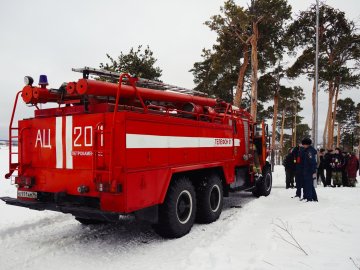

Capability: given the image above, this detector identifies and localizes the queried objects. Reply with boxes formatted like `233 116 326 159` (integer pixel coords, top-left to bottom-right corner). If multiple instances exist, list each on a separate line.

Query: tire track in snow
0 216 162 270
0 213 70 239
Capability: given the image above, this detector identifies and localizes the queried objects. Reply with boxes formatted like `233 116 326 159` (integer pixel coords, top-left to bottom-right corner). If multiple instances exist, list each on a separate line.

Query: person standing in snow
292 144 304 198
324 149 333 187
342 152 349 187
317 148 326 186
330 148 345 187
324 149 334 187
283 148 295 189
301 138 318 202
252 143 262 175
346 152 359 187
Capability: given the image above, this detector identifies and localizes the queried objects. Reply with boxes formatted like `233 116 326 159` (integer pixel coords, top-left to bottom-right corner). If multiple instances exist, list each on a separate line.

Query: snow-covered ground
0 147 359 270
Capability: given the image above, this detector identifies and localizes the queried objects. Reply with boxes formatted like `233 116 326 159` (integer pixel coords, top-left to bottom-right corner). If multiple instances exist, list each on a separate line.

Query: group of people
317 148 359 187
283 138 359 202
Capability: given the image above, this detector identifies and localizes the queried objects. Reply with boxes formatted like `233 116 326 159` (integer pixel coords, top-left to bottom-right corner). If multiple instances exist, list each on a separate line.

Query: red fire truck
1 67 272 238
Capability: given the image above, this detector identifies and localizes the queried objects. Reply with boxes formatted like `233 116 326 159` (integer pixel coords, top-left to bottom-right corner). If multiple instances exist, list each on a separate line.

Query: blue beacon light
38 75 49 87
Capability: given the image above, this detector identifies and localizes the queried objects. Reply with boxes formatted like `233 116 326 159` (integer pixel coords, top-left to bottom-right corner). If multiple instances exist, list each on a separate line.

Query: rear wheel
153 176 196 238
196 173 223 224
253 164 272 197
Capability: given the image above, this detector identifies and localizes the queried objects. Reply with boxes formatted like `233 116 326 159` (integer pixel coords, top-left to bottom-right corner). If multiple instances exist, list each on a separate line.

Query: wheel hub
176 190 192 224
209 184 221 212
265 173 272 190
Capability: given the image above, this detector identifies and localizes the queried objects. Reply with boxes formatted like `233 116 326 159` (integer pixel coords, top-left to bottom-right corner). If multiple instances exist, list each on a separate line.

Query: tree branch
224 17 248 44
272 218 308 256
255 15 265 25
350 257 360 270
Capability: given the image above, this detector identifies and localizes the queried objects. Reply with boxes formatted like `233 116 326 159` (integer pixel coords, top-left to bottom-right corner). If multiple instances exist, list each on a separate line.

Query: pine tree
336 98 359 151
99 45 162 81
193 0 292 121
286 4 360 148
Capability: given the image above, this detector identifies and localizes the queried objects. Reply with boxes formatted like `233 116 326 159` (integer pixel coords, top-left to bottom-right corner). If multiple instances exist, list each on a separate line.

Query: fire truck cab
1 67 272 238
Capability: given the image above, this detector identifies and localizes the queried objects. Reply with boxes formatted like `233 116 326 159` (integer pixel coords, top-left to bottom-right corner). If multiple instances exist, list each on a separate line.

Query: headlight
24 76 34 86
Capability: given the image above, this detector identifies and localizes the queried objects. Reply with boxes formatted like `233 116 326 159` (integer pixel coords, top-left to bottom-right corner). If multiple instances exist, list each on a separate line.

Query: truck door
253 121 269 170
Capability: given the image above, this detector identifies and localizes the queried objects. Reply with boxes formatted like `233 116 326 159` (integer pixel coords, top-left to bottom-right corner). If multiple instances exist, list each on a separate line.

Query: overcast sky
0 0 359 141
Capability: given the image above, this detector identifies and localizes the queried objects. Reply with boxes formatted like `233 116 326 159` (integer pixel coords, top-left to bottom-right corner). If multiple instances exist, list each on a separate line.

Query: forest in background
100 0 360 157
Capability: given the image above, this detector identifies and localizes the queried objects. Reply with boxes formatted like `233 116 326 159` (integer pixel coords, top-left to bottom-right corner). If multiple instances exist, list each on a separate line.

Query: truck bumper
0 196 120 222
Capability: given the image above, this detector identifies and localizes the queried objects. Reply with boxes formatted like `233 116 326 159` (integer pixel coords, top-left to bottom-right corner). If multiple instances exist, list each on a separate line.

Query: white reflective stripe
65 116 73 169
126 134 238 149
55 117 63 168
126 134 167 148
169 136 200 148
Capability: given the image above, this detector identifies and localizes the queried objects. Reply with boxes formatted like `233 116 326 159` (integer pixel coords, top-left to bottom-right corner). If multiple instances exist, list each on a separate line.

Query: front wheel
252 164 272 197
153 176 196 238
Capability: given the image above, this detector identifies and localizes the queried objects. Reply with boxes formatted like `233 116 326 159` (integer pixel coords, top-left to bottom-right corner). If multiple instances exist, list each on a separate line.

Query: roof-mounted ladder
72 66 208 97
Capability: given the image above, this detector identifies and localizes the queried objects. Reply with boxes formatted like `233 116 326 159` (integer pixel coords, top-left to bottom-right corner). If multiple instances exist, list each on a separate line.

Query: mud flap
134 205 159 224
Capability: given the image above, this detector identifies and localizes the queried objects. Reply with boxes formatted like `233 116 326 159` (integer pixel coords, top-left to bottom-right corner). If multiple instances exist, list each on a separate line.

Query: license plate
17 191 37 199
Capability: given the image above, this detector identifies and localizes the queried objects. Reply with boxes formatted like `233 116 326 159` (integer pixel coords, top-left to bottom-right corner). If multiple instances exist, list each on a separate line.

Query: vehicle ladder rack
72 66 208 97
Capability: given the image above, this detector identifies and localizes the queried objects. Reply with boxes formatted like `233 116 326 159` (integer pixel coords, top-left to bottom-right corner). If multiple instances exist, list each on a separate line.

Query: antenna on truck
72 67 208 97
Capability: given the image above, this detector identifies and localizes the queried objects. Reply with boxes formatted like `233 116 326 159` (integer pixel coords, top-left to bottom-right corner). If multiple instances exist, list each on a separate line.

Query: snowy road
0 147 359 270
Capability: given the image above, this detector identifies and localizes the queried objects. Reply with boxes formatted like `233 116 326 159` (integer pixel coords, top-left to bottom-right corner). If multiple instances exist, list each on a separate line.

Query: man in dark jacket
342 152 349 187
301 138 318 202
324 149 333 187
292 145 304 198
317 148 326 186
346 152 359 187
330 148 344 187
283 148 296 189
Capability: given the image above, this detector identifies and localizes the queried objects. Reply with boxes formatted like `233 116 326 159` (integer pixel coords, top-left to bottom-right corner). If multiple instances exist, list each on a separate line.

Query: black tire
252 164 272 197
153 176 196 238
75 217 108 225
196 173 223 224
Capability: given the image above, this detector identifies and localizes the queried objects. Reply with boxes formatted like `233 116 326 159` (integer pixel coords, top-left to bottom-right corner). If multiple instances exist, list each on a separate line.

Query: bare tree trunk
326 55 335 149
323 111 329 149
331 82 340 148
293 102 297 147
326 80 335 149
280 108 286 155
271 92 279 151
250 22 259 122
234 44 250 108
